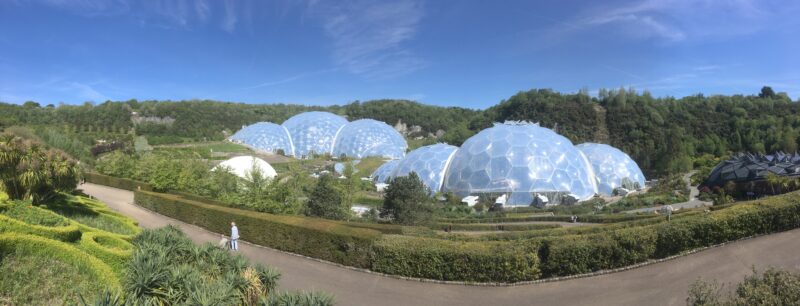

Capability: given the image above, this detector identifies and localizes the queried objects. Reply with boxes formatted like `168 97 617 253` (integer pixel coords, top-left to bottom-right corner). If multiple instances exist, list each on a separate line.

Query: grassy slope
0 192 140 304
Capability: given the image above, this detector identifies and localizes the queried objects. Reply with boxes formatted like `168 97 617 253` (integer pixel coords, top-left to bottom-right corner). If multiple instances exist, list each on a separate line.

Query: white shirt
231 226 239 239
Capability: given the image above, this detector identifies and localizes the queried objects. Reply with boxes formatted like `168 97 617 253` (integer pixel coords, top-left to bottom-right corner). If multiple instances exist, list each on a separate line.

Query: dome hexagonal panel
281 111 348 158
372 159 401 183
332 119 407 159
576 143 645 195
443 122 598 206
390 143 458 195
229 122 294 156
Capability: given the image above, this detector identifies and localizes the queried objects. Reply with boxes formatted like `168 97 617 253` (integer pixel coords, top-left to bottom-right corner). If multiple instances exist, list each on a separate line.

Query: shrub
135 190 381 268
432 223 561 232
371 235 540 282
381 173 434 225
305 174 349 220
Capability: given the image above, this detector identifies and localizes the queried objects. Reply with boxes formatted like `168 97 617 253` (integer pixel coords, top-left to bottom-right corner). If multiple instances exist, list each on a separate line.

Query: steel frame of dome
332 119 407 159
281 111 348 158
230 122 295 156
442 122 598 206
390 143 458 195
576 143 645 195
372 160 401 183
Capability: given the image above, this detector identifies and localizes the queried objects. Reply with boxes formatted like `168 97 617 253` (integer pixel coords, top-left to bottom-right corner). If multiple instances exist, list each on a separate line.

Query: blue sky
1 0 798 108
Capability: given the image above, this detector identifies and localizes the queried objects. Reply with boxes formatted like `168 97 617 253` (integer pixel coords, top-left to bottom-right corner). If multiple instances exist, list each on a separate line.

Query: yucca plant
261 291 335 306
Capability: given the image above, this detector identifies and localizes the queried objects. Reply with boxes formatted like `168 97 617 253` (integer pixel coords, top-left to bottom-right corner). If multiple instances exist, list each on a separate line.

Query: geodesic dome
576 143 646 195
213 156 277 180
372 160 400 183
332 119 407 159
390 143 458 195
443 122 598 206
282 112 348 157
229 122 294 156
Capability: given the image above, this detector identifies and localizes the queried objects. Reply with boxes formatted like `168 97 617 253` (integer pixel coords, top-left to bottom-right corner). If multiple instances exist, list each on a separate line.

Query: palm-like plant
0 134 79 203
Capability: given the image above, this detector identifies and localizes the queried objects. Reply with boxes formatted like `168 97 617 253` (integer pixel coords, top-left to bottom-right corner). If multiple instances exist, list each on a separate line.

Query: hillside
1 86 797 176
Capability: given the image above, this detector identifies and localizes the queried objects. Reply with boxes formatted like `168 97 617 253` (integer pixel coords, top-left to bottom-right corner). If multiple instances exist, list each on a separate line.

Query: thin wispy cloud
545 0 791 44
69 82 109 102
242 68 337 90
221 0 238 33
309 0 427 78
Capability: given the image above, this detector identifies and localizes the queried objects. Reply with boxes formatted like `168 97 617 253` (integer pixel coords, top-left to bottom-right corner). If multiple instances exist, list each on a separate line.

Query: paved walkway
625 171 713 214
81 183 800 306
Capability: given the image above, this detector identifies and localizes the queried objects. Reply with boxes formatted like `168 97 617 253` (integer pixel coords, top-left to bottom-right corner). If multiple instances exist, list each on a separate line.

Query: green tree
381 172 434 225
759 86 776 99
305 174 349 220
0 134 79 203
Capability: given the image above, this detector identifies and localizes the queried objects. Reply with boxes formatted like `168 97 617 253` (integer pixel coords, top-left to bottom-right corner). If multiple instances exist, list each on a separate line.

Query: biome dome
390 143 458 195
442 122 598 206
577 143 645 195
213 156 277 180
281 111 348 157
372 160 400 183
332 119 407 159
230 122 294 156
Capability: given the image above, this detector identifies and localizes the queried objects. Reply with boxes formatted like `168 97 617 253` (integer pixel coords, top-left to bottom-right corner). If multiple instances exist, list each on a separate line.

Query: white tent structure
214 156 277 180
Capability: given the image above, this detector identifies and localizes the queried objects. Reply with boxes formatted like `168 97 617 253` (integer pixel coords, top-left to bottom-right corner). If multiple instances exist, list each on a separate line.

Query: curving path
625 171 713 214
80 183 800 306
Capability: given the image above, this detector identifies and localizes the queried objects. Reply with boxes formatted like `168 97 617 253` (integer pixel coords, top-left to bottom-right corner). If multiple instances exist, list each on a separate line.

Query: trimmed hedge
0 233 120 289
0 214 82 242
437 213 657 224
134 190 381 268
78 231 132 275
371 235 540 282
432 223 561 232
84 172 152 191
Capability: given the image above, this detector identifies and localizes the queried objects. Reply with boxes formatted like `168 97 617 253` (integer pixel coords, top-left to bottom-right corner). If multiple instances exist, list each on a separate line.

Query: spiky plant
261 291 335 306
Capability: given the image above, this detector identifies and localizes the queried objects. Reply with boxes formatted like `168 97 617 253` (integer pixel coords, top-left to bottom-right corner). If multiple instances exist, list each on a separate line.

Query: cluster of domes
230 112 407 159
373 122 645 206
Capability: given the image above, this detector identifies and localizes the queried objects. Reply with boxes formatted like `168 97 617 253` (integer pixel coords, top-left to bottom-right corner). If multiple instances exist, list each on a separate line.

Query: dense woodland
1 86 797 176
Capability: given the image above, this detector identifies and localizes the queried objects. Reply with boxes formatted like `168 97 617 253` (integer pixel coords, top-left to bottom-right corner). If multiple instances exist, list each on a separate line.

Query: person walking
230 222 239 251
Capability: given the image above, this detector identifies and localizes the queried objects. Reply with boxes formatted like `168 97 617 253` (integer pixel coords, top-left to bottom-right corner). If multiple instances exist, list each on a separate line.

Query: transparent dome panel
281 112 348 158
372 159 400 183
576 143 645 195
390 143 458 195
229 122 294 156
443 122 598 206
332 119 407 159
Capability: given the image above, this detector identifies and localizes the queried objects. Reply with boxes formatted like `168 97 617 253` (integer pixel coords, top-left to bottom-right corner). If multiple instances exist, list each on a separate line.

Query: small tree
0 134 79 204
381 172 434 225
305 174 349 220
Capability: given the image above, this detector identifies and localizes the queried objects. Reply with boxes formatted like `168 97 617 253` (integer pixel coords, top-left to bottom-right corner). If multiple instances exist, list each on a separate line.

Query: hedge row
78 231 132 275
0 233 120 289
534 193 800 278
84 172 152 191
432 223 561 232
134 190 381 268
437 213 656 224
0 214 82 242
371 235 540 282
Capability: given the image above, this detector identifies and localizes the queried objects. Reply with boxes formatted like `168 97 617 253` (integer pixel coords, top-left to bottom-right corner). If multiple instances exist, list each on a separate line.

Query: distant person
230 222 239 251
218 234 229 249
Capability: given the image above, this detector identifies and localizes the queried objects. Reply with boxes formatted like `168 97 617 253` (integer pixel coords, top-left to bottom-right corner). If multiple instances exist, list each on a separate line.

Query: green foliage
121 226 290 306
2 200 71 226
688 268 800 306
261 291 335 306
432 223 561 232
84 172 152 192
607 173 689 211
0 134 80 204
381 172 434 225
305 174 350 220
134 190 380 267
371 235 540 282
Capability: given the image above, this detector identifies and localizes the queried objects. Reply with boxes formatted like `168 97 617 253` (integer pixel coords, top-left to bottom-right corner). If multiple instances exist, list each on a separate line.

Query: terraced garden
0 193 140 304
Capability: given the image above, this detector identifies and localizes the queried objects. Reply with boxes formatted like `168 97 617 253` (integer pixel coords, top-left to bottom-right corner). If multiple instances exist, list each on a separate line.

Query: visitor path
81 183 800 306
625 170 713 214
